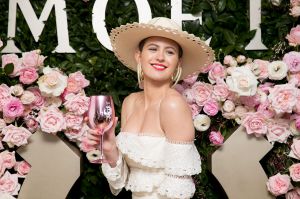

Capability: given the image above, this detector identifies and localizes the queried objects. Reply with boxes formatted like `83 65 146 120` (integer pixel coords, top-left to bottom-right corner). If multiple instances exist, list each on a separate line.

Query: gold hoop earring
172 65 182 87
137 63 144 88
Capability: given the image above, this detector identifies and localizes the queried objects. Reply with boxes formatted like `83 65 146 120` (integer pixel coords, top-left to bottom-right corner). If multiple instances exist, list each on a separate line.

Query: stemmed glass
88 95 115 163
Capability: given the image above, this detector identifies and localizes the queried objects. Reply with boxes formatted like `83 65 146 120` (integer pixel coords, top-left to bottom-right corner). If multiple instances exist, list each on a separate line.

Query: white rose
236 55 246 64
20 91 35 105
222 100 235 112
271 0 281 6
37 67 67 97
10 84 24 96
193 114 211 132
290 6 300 17
268 61 288 80
44 97 62 108
226 66 258 96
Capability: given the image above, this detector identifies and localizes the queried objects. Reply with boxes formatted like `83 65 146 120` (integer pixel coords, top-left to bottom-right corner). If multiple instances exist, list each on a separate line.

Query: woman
89 17 214 199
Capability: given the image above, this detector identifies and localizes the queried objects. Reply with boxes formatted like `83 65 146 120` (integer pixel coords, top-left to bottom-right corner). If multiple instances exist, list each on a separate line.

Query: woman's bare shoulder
122 91 143 107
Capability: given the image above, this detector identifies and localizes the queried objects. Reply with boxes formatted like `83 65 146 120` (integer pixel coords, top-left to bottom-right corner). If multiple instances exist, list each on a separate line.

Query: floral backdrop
0 0 300 198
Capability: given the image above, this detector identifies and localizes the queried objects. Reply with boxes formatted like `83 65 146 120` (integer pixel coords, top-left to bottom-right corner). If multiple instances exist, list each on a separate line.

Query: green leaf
227 0 237 11
217 0 226 12
4 63 14 75
223 30 236 45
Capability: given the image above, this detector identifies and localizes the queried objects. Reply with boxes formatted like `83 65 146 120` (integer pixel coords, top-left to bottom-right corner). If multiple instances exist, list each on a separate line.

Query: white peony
193 114 211 132
226 66 258 96
10 84 24 97
37 67 67 97
268 61 288 80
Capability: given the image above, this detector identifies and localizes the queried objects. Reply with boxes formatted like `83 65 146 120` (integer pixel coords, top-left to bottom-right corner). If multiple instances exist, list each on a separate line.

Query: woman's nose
155 50 165 61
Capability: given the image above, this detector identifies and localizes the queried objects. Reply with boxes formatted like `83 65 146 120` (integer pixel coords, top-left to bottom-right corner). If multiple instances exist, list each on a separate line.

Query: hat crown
147 17 181 31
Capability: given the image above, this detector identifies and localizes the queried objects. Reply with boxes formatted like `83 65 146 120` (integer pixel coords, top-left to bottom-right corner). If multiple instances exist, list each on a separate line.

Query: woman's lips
151 63 167 71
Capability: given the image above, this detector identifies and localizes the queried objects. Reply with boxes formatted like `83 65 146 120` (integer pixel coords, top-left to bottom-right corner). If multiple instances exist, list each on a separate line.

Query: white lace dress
101 132 201 199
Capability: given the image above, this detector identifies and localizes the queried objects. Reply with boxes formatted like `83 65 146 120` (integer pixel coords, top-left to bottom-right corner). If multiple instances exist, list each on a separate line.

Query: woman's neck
142 79 171 106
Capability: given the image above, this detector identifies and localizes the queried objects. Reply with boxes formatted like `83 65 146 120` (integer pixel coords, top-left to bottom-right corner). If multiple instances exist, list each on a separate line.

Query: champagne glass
88 95 115 163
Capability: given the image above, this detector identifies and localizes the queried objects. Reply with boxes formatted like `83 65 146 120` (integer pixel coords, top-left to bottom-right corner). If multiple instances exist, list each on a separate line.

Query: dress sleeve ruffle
158 141 201 199
101 150 128 196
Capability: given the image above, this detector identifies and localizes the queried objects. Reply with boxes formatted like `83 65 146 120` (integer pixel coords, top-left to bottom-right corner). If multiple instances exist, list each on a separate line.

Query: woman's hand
86 117 120 166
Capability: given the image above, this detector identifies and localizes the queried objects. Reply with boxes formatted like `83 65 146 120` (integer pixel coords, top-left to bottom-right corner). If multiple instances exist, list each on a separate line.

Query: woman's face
135 36 181 84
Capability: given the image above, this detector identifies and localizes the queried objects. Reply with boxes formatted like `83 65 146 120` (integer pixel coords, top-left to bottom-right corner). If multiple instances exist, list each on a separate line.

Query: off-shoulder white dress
101 132 201 199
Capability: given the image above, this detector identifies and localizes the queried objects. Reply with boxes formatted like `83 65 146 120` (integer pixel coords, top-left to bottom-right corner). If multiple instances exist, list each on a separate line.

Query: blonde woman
88 17 214 199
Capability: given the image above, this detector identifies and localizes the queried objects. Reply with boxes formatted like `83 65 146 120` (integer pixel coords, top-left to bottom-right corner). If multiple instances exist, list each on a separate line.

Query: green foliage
0 0 298 198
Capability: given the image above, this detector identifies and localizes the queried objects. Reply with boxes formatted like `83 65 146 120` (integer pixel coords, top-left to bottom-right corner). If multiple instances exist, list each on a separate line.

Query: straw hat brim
110 22 215 80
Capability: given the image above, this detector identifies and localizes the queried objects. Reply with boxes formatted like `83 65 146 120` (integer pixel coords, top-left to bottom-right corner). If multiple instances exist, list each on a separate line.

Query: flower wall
0 0 300 198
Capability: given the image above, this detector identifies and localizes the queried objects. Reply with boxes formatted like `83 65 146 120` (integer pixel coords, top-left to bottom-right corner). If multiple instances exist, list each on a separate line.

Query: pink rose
0 151 16 169
27 87 45 108
2 125 32 147
283 51 300 73
242 112 268 137
24 115 39 132
182 89 195 104
253 59 269 80
203 99 219 116
239 94 260 108
291 0 300 7
268 83 298 114
174 84 185 94
65 113 83 130
65 123 89 142
2 97 24 119
258 82 274 94
188 103 201 119
208 62 226 84
267 173 292 196
183 74 198 85
0 171 20 195
267 119 291 143
200 62 214 73
21 50 40 68
38 107 66 133
66 71 90 93
212 81 229 101
209 131 224 146
79 136 96 152
289 163 300 182
0 84 11 110
223 55 236 66
286 189 300 199
291 139 300 159
19 67 38 84
257 100 275 119
286 25 300 47
1 54 21 77
0 156 6 178
14 161 31 177
64 93 90 115
191 82 213 106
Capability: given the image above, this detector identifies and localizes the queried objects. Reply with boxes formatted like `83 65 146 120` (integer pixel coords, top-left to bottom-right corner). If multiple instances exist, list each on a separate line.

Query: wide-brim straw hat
110 17 215 80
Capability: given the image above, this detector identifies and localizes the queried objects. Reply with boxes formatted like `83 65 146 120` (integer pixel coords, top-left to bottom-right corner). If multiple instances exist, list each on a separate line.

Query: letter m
2 0 75 53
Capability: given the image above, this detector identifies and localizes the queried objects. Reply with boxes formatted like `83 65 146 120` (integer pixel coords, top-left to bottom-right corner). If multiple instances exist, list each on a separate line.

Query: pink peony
2 125 32 147
64 93 90 115
286 189 300 199
208 62 226 84
174 84 185 94
268 83 298 114
267 173 292 196
21 50 41 68
2 97 24 119
291 139 300 159
188 103 201 119
191 82 213 106
209 131 224 146
0 156 6 178
24 115 39 132
14 161 31 177
242 112 268 137
289 163 300 182
239 94 260 108
0 151 16 170
283 51 300 73
19 67 38 84
0 171 20 196
183 74 198 85
203 99 219 116
65 113 83 130
66 71 90 93
286 25 300 47
1 54 21 77
38 107 66 133
291 0 300 7
182 88 195 104
267 119 291 143
253 59 269 80
0 84 11 110
27 87 45 108
212 80 229 101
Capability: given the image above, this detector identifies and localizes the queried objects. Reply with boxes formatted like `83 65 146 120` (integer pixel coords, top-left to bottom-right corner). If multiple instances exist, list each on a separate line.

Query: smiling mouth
151 63 167 71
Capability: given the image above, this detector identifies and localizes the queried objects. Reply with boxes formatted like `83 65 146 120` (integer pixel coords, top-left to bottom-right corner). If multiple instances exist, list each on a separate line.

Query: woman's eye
166 50 175 55
148 48 157 51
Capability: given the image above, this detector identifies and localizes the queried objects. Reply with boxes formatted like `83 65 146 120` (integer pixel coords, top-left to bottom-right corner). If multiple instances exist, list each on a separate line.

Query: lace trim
166 139 194 145
158 174 195 199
